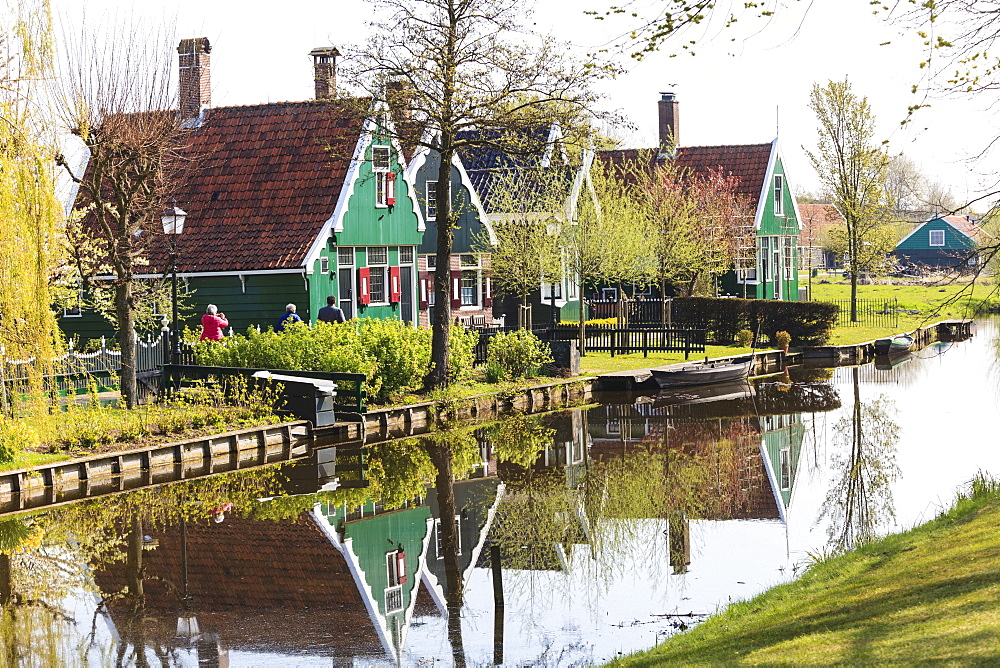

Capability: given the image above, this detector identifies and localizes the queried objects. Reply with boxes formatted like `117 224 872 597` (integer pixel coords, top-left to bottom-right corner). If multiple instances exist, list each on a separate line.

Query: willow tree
807 79 892 323
344 0 601 390
0 0 63 412
53 20 183 408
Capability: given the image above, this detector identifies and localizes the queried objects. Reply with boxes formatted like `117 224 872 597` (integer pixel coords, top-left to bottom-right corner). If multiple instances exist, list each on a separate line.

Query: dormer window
372 146 395 208
773 174 785 217
426 180 437 220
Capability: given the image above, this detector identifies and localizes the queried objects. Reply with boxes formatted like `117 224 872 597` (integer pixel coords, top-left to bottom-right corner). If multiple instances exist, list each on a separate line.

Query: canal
1 319 997 666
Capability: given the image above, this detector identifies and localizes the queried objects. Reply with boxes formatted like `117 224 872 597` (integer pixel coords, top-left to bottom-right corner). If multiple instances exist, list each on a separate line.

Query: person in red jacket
199 304 228 341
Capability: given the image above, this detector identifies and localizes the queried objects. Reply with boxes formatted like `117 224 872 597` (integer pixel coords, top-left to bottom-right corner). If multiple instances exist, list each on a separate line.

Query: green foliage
194 319 478 403
774 330 792 347
672 296 838 346
484 330 554 382
736 328 754 347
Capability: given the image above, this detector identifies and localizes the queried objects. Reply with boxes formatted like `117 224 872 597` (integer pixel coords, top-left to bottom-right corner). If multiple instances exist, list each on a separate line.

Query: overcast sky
51 0 998 208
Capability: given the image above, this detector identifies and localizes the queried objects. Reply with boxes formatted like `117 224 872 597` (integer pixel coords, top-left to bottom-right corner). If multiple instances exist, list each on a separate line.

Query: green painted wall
760 415 805 509
415 153 483 255
895 220 975 251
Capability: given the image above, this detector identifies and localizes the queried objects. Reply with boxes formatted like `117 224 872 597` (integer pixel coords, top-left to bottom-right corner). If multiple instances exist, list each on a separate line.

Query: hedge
671 297 838 346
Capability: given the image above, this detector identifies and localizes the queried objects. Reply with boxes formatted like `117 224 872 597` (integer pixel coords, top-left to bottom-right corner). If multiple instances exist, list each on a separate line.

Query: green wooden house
59 40 424 342
893 214 990 269
406 137 497 327
758 413 806 520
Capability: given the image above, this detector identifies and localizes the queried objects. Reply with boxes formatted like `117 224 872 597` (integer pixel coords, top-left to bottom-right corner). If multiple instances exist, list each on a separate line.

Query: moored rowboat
651 358 753 388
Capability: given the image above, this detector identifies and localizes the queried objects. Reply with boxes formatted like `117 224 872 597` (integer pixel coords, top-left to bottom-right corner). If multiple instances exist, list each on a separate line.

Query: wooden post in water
491 543 504 664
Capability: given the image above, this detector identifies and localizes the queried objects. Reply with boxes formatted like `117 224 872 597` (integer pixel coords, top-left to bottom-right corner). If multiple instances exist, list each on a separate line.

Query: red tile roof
598 143 773 210
79 100 370 274
797 203 844 243
942 214 991 242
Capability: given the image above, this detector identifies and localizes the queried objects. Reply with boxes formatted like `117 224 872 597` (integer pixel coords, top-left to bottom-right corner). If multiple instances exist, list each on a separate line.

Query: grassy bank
579 345 753 375
610 476 1000 666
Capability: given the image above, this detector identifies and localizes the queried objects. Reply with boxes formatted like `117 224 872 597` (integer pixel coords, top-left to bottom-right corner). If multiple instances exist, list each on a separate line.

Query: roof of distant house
940 214 992 242
797 203 844 241
598 143 773 211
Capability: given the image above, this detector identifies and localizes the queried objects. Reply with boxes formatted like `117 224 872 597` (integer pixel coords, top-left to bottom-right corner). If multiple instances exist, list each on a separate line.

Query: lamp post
161 199 187 365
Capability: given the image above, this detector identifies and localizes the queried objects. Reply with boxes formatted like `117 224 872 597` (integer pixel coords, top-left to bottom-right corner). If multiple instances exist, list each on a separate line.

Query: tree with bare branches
343 0 602 390
53 21 185 408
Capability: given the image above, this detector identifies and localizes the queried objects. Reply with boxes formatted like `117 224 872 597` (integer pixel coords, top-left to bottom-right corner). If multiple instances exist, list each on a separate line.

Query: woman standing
199 304 229 341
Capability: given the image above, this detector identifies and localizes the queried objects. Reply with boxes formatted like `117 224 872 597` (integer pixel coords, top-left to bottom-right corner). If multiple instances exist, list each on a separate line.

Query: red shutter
387 172 396 206
450 270 462 309
396 551 407 584
389 266 401 303
419 271 429 309
483 272 493 307
358 267 371 305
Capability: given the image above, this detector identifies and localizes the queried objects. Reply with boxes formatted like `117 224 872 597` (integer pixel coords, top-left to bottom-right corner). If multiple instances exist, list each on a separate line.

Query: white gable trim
773 139 805 231
303 102 424 274
566 148 595 221
754 138 779 230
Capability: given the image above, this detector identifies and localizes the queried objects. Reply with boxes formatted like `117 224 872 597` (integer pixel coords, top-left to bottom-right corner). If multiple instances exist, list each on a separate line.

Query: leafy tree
806 79 892 322
474 168 565 329
53 19 184 408
344 0 600 390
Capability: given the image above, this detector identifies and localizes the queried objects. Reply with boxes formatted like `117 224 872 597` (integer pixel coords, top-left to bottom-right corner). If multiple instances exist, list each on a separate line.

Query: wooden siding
896 220 976 251
415 153 483 255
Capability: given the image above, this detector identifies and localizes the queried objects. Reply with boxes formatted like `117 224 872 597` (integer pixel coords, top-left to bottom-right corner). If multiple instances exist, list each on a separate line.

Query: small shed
893 215 991 269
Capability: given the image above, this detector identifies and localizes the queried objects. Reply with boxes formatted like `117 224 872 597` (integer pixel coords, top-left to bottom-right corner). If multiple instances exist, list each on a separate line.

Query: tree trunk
850 230 859 322
115 280 138 408
427 442 465 666
426 147 456 391
578 282 586 357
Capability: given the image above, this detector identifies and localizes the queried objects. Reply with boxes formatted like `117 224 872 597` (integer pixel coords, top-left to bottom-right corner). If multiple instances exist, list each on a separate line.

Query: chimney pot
658 90 680 153
310 46 340 100
178 38 211 121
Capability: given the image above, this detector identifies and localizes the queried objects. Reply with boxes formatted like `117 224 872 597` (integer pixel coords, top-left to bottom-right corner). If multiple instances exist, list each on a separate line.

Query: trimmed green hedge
672 297 838 346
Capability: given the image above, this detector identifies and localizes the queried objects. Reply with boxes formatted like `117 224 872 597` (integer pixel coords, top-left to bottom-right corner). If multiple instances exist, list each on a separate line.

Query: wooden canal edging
594 350 787 392
316 377 596 446
799 319 974 365
0 420 313 515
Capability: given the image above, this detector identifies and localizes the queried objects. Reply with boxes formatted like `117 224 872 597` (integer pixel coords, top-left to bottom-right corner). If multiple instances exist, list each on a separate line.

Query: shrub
485 330 554 382
672 297 837 346
193 319 478 403
736 329 754 347
775 330 792 347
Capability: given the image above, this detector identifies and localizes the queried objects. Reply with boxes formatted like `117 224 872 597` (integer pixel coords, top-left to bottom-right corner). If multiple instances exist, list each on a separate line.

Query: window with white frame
425 180 437 220
779 447 791 490
320 256 329 274
774 174 785 217
929 229 945 247
368 246 388 303
460 254 480 307
426 254 436 269
399 246 414 264
433 517 462 558
372 146 391 207
338 247 354 266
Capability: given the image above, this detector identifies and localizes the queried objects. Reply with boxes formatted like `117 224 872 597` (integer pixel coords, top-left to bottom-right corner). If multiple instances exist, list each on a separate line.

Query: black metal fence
473 323 706 363
821 298 899 328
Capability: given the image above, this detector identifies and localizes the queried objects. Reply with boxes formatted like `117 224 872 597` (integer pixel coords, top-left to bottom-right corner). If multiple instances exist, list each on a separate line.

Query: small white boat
875 334 915 356
651 358 753 388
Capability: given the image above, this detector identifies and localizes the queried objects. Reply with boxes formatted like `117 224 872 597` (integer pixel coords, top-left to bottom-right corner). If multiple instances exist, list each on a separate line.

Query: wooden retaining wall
0 421 312 515
799 319 973 365
316 378 596 447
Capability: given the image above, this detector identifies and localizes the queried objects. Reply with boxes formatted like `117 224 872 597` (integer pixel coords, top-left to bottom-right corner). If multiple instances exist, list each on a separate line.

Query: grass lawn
608 481 1000 666
579 345 754 375
811 275 1000 346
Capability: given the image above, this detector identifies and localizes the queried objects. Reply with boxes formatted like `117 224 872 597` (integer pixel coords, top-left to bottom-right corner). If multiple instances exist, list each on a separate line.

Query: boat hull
651 359 753 388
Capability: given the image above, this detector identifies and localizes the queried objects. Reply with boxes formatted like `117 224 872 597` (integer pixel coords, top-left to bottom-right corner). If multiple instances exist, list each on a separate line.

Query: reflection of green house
316 501 432 659
758 413 806 518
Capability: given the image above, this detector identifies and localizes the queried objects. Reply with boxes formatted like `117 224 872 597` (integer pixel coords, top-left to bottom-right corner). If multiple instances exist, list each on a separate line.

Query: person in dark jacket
316 295 347 323
274 303 303 332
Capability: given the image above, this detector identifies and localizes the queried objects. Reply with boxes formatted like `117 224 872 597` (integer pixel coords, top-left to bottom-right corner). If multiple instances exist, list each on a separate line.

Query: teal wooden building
406 138 496 327
893 214 990 269
60 41 424 342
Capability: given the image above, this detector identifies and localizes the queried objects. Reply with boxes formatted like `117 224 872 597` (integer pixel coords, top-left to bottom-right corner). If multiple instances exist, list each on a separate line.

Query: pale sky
51 0 999 209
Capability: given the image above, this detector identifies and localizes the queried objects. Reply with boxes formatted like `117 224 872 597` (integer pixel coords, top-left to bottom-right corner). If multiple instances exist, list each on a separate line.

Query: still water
3 320 999 666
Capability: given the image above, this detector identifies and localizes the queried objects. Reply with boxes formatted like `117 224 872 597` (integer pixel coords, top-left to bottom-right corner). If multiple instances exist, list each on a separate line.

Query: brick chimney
658 91 679 153
310 47 340 100
178 38 211 120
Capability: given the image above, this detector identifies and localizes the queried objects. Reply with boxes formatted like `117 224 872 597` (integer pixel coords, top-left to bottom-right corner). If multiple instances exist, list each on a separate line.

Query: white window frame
368 246 389 304
774 174 785 217
399 246 414 264
779 447 791 490
929 229 945 247
338 247 354 266
459 254 481 308
373 146 391 208
433 517 463 559
426 180 437 221
320 256 329 274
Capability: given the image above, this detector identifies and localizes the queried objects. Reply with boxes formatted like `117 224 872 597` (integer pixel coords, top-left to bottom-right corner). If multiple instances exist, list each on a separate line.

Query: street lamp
161 199 187 365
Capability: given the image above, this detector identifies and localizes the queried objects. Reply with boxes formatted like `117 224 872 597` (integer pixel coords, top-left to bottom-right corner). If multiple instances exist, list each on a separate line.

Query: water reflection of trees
819 367 901 552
